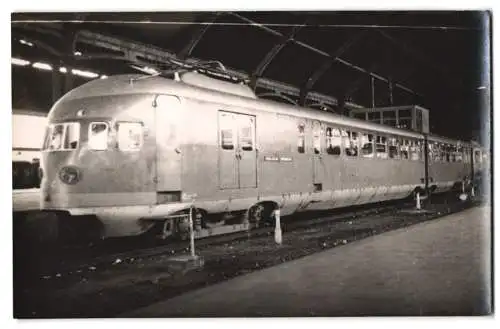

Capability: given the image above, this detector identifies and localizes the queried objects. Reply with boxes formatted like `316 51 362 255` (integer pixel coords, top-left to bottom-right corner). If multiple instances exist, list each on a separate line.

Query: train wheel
248 204 274 228
173 208 206 240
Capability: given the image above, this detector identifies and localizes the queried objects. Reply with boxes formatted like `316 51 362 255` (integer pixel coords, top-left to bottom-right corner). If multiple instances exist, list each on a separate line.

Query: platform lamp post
188 203 196 258
274 208 282 245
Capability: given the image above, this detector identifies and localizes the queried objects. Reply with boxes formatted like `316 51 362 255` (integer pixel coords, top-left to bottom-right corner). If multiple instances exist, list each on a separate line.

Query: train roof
54 73 469 144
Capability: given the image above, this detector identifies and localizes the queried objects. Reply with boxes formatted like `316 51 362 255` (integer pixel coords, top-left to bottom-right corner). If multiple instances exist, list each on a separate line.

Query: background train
12 109 46 189
35 71 481 241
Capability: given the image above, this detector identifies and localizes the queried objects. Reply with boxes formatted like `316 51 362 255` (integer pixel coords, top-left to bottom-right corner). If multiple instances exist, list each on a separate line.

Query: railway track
14 193 482 318
16 192 472 283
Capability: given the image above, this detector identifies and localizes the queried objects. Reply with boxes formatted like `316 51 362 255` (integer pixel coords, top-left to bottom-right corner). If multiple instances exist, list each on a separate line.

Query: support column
62 25 77 93
389 79 394 105
51 63 62 104
64 66 73 93
370 76 375 108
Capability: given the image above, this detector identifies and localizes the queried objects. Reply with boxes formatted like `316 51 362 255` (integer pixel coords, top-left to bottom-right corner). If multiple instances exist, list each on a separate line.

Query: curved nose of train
40 151 80 209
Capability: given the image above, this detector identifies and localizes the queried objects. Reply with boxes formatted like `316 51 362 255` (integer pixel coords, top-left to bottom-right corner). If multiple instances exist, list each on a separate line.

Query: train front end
38 75 175 241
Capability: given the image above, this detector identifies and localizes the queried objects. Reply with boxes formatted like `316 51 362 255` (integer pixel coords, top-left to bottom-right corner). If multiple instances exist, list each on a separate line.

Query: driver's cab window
43 122 80 151
48 125 64 150
89 122 109 150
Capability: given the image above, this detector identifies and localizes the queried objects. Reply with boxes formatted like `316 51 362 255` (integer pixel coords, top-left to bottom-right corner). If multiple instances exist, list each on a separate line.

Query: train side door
236 113 257 188
218 111 239 189
312 120 324 188
218 111 257 189
155 95 182 192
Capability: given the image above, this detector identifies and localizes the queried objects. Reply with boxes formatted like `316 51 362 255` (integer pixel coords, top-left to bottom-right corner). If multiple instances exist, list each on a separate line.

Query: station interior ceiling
11 11 490 141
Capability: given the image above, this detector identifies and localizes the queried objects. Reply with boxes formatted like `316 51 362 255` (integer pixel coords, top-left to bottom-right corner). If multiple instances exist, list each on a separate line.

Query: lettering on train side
263 156 293 162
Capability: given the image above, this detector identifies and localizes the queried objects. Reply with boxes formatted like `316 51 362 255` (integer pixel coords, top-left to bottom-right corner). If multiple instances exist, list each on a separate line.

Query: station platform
12 188 40 212
125 204 492 317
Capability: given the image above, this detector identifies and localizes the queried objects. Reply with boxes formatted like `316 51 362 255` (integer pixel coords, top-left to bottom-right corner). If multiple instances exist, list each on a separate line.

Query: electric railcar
38 72 476 240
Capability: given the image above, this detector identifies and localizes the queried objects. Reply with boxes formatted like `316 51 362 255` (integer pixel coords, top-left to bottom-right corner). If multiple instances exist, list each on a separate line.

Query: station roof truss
11 11 488 140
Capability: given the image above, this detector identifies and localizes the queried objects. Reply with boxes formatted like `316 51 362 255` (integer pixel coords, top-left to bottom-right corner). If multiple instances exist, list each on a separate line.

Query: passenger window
417 140 424 160
400 139 409 159
376 135 388 159
89 122 109 150
313 122 322 154
409 140 420 161
117 122 143 150
474 150 481 164
444 144 451 162
361 133 374 158
429 142 436 162
298 124 305 154
346 131 359 157
435 143 443 162
388 137 400 159
456 146 463 162
451 145 455 162
326 127 341 155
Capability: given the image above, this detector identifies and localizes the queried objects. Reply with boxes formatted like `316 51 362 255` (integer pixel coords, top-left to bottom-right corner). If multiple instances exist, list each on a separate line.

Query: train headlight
58 166 81 185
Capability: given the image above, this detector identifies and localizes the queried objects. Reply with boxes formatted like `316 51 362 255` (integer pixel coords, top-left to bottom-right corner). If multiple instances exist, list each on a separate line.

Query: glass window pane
368 112 381 120
326 127 341 155
398 119 411 130
298 124 305 153
409 140 420 161
42 126 52 150
48 124 64 150
345 131 359 157
388 137 399 159
221 129 234 150
89 122 109 150
383 111 396 118
240 126 253 151
400 139 409 159
362 133 374 157
64 123 80 149
353 113 366 120
118 122 143 150
313 135 321 154
399 109 411 117
376 135 387 158
313 123 321 154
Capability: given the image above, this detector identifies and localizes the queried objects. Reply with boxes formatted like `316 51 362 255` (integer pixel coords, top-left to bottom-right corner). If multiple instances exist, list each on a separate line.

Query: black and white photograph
9 7 493 320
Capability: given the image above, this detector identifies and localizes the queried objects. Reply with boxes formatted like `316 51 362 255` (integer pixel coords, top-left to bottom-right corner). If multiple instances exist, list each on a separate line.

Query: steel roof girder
178 12 224 59
76 30 178 63
301 30 369 105
250 22 306 89
72 30 359 109
12 31 63 57
230 12 420 97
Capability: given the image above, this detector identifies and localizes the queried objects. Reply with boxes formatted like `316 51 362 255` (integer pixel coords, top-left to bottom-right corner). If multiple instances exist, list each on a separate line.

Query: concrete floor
125 205 492 317
12 188 40 212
